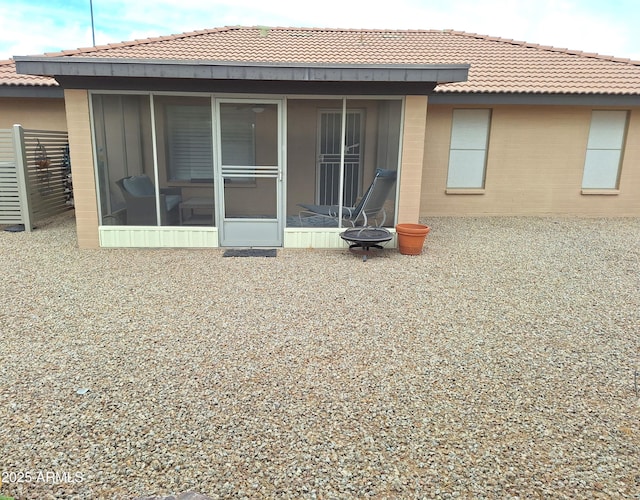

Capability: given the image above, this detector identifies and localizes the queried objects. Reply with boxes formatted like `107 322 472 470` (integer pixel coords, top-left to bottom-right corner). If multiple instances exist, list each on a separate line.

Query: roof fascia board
54 75 438 95
431 92 640 106
15 57 469 84
0 86 64 98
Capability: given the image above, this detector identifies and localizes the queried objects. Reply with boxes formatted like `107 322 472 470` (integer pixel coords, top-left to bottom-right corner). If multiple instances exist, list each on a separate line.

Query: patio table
179 197 214 225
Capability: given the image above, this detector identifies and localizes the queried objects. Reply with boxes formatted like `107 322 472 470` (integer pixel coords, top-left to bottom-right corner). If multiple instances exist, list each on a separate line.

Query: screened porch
92 93 403 246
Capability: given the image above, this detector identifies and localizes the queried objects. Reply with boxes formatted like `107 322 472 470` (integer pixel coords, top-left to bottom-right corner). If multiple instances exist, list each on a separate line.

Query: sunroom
15 57 469 248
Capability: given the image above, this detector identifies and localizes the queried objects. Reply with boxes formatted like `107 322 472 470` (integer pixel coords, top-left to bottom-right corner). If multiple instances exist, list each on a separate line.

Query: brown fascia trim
0 85 63 98
14 56 470 85
430 91 640 106
54 75 441 95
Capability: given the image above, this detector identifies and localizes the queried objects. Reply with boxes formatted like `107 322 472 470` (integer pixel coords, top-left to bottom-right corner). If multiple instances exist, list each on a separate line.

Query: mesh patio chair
298 168 397 227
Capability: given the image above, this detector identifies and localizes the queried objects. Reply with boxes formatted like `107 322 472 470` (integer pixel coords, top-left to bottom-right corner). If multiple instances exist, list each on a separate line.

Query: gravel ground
0 212 639 499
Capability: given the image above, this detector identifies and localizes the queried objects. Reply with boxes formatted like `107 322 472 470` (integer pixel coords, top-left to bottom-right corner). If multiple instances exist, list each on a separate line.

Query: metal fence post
13 124 33 232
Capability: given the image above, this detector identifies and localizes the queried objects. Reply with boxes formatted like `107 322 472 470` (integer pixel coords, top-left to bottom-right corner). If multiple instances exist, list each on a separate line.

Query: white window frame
581 110 628 191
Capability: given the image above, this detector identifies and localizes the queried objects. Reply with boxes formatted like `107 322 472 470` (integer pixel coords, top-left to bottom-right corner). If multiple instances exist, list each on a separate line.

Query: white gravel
0 212 639 499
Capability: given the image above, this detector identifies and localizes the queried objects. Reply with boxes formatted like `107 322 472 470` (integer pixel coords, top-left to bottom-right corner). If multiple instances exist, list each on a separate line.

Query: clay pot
395 223 431 255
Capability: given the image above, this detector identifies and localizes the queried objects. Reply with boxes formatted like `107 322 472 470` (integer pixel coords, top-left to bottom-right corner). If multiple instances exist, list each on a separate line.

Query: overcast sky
1 0 639 62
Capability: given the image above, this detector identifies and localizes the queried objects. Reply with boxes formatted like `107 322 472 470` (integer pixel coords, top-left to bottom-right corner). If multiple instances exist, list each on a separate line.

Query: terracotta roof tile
0 59 57 86
7 26 640 94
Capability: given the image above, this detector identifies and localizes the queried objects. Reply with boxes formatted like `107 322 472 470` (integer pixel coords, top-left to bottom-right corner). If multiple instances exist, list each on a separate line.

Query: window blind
166 105 213 181
447 109 491 189
582 110 628 189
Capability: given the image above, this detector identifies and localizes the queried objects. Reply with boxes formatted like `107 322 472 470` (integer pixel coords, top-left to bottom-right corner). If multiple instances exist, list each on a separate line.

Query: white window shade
447 109 491 189
582 110 628 189
447 150 487 188
166 105 213 181
582 150 623 188
587 111 627 149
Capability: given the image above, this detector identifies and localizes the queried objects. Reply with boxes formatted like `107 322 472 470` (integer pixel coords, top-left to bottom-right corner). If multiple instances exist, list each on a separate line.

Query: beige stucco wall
64 89 99 248
421 104 640 216
0 97 67 130
397 95 428 223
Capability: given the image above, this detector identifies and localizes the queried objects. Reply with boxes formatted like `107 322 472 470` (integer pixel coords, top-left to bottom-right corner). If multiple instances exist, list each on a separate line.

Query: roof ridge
251 26 443 33
446 29 640 66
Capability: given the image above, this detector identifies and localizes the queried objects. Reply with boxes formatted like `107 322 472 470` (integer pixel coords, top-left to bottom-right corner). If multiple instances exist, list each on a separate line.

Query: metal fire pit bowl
340 227 393 261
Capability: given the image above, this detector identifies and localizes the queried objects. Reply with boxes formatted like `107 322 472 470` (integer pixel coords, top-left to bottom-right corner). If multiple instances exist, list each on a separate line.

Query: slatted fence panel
0 128 23 225
23 129 70 221
0 126 70 230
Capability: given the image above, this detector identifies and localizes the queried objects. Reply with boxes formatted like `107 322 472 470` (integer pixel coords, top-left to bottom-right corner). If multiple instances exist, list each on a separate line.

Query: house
13 26 640 249
0 60 66 130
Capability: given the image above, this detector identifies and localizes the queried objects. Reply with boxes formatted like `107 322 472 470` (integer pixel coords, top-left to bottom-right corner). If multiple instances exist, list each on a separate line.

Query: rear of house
13 27 640 249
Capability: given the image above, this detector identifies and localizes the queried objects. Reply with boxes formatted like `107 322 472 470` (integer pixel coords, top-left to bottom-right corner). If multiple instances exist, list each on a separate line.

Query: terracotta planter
395 223 430 255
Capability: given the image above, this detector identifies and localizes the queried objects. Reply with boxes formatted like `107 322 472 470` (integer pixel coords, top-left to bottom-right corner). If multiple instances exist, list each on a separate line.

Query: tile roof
8 26 640 95
0 59 57 87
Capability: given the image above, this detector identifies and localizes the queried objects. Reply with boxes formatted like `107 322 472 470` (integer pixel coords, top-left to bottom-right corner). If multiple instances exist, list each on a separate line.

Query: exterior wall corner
397 95 428 223
64 89 99 248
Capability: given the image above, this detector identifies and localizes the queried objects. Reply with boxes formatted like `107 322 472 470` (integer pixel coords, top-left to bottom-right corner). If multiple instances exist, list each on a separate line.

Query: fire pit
340 227 393 261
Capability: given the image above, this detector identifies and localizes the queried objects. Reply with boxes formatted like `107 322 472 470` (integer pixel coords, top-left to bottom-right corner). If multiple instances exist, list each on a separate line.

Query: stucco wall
0 97 67 130
421 104 640 216
64 89 100 248
397 95 428 223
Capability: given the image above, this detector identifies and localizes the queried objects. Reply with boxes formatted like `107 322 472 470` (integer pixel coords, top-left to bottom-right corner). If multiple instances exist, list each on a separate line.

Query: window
166 104 213 181
286 98 401 228
581 110 628 190
92 94 159 225
317 109 364 206
446 109 491 189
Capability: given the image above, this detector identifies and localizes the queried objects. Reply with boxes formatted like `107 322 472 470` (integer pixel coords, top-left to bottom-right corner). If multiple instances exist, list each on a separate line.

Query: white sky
1 0 639 61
